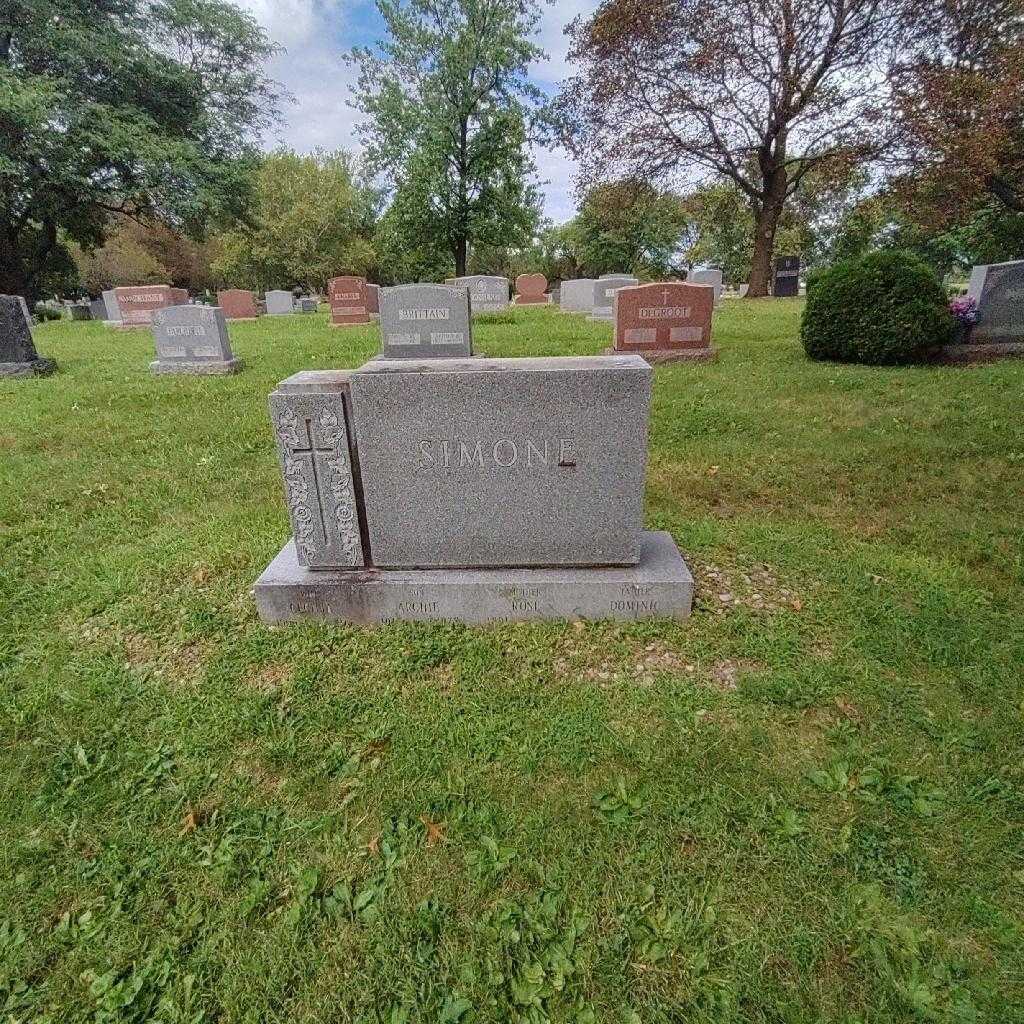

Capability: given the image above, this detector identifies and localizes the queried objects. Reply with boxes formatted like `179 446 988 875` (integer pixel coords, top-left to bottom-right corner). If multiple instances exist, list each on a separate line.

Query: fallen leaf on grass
420 816 446 846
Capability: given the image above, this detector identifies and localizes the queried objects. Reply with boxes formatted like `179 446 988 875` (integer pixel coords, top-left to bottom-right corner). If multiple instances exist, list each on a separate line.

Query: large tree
0 0 281 301
349 0 545 277
211 149 379 292
559 0 900 295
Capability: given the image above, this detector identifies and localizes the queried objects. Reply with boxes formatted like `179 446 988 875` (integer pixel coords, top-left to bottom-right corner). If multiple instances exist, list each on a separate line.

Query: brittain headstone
590 276 638 321
217 289 260 321
514 273 550 305
378 284 473 359
265 290 295 316
328 276 370 326
559 279 596 313
150 305 243 375
773 256 801 297
115 285 178 327
612 282 716 363
0 295 57 377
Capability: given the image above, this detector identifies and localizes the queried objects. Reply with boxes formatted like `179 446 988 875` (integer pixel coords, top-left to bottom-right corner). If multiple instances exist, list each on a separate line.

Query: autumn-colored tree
892 0 1024 222
558 0 900 295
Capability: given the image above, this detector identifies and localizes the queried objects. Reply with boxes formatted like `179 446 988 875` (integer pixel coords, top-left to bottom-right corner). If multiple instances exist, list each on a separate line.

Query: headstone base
103 321 123 328
514 296 552 305
930 342 1024 364
602 346 717 364
0 358 58 378
329 320 371 328
149 358 244 376
255 531 694 625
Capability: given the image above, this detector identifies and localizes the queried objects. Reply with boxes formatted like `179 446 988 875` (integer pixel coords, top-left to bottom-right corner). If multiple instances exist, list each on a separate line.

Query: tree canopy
1 0 282 300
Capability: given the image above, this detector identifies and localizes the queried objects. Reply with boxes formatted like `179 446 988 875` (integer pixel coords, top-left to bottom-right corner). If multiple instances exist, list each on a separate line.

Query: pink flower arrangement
949 295 979 326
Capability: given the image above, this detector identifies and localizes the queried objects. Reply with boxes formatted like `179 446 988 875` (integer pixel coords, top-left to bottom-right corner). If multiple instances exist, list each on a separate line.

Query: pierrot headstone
114 285 179 327
514 273 550 305
378 284 473 359
265 290 295 316
559 279 596 313
217 289 260 321
328 276 370 326
773 256 801 297
612 282 716 363
590 276 638 321
150 305 243 375
0 295 57 377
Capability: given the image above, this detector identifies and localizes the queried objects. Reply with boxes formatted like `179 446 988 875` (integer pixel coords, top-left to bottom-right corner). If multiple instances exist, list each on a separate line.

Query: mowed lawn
2 300 1023 1023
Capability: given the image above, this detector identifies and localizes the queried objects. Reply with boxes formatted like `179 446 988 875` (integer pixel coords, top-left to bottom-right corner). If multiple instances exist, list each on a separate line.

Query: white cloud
236 0 594 221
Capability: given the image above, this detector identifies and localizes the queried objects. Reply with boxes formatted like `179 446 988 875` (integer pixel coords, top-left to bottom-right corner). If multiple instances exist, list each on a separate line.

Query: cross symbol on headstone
661 288 671 304
292 418 336 545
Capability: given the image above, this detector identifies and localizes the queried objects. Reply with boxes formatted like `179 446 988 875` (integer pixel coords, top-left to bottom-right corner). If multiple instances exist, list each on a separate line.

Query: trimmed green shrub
800 250 955 365
33 302 63 323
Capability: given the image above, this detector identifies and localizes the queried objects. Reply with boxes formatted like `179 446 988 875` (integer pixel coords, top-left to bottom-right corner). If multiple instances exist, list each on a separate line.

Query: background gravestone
378 284 473 359
773 256 801 297
0 295 57 377
590 276 638 320
367 283 380 320
967 261 1024 345
687 268 724 304
265 290 295 315
89 297 106 321
514 273 550 305
560 279 596 313
68 302 91 321
217 289 260 320
115 285 177 327
299 297 318 313
328 276 370 326
150 305 243 375
612 282 716 362
102 289 122 324
453 276 510 313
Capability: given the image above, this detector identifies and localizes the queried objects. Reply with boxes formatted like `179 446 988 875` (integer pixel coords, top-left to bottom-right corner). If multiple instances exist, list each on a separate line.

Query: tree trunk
746 154 788 298
0 232 31 302
455 235 467 277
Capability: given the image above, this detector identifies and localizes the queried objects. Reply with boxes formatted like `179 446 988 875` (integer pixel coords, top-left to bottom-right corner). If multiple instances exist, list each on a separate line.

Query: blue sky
235 0 600 223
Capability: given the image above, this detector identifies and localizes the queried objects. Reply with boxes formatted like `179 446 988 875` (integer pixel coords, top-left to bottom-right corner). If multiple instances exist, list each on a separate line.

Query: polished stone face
265 290 295 315
153 305 234 362
327 276 369 325
366 283 380 315
0 295 41 363
114 285 181 325
591 276 638 319
773 256 800 297
968 261 1024 344
514 273 549 305
102 289 121 322
687 269 723 304
348 355 652 569
560 279 596 312
379 284 473 359
613 282 714 352
217 289 260 320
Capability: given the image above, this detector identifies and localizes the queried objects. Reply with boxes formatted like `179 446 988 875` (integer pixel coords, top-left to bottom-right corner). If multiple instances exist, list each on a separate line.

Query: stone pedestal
150 358 243 375
0 358 57 378
602 346 717 364
255 531 694 625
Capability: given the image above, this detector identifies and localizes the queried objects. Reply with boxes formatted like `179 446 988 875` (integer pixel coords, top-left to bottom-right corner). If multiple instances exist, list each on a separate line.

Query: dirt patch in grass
690 557 804 615
250 661 291 693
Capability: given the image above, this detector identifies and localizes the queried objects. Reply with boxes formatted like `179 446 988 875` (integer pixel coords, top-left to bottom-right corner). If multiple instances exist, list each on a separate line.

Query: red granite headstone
514 273 550 305
613 282 714 354
328 276 370 326
114 285 177 327
217 289 260 320
366 283 380 318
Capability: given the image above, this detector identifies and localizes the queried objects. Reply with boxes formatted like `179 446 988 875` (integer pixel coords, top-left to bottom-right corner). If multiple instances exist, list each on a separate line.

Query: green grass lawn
2 301 1023 1022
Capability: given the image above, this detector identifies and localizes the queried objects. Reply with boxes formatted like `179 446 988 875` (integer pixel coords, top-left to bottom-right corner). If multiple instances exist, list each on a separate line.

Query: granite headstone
0 295 57 377
559 278 596 313
115 285 180 327
265 290 295 316
367 283 380 320
590 276 639 320
773 256 801 297
150 305 243 375
452 276 510 313
378 284 473 359
328 276 370 326
967 261 1024 345
102 289 122 324
687 269 724 304
514 273 550 305
612 282 716 362
217 289 260 321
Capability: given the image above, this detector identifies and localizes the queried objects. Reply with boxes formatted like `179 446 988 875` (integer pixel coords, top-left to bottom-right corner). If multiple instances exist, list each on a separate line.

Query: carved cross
661 288 671 304
291 418 337 545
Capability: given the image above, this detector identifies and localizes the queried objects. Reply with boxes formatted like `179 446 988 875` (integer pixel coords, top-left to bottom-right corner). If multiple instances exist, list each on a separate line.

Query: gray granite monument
590 276 639 321
688 269 724 304
299 297 318 313
102 289 122 325
0 295 57 377
265 290 295 316
452 275 510 314
560 278 596 313
967 261 1024 346
255 354 693 624
89 297 106 321
378 284 473 359
150 305 243 375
